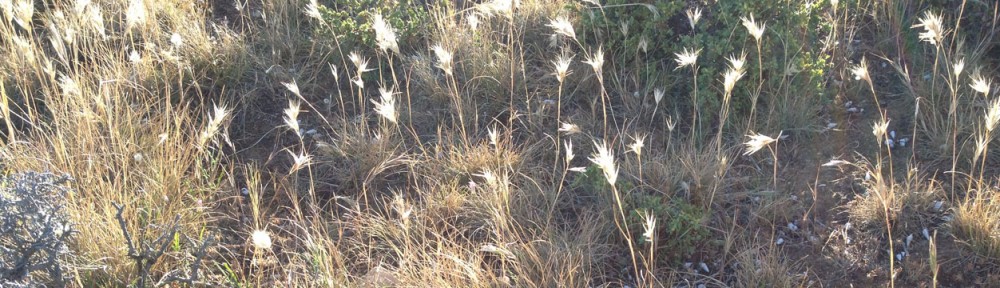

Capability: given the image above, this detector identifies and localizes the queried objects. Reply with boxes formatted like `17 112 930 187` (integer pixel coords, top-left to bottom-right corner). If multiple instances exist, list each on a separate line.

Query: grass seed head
431 44 454 76
564 140 575 164
552 53 573 83
744 133 778 155
723 68 746 95
971 72 991 96
674 47 700 70
583 47 604 75
372 13 400 55
373 86 399 124
589 140 618 186
251 230 272 250
548 15 576 41
686 7 702 30
558 122 581 135
914 11 945 46
304 0 322 20
986 97 1000 132
653 87 664 104
741 14 766 42
953 58 965 77
125 0 146 30
283 99 302 134
851 58 870 82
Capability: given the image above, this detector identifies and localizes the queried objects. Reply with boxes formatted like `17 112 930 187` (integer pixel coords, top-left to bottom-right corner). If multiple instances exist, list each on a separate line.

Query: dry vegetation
1 0 999 286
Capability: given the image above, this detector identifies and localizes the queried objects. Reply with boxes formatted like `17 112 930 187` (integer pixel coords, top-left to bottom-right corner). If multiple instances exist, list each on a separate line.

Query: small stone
776 238 785 245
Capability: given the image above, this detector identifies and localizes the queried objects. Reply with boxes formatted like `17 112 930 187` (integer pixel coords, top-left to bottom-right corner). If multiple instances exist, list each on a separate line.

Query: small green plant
313 0 429 55
628 195 711 265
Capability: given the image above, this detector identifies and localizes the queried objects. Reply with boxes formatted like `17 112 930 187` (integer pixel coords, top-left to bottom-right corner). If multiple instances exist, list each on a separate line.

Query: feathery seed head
743 132 778 156
12 0 33 29
170 33 183 49
872 119 890 140
641 210 656 243
432 44 454 76
552 54 573 83
953 58 965 77
638 35 649 54
304 0 322 19
372 13 400 55
723 68 745 94
589 140 618 185
564 140 575 164
548 15 576 40
583 47 605 75
558 122 581 135
914 11 944 46
125 0 146 30
129 50 141 63
467 13 479 30
653 87 665 104
373 86 398 124
741 14 766 42
970 73 991 96
199 104 230 147
727 51 748 72
674 47 700 70
283 99 301 134
686 7 702 30
251 230 272 250
288 150 313 173
629 134 646 157
851 59 870 82
986 97 1000 132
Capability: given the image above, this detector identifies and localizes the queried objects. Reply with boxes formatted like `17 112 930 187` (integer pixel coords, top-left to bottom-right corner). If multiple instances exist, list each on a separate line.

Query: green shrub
576 0 832 132
314 0 430 55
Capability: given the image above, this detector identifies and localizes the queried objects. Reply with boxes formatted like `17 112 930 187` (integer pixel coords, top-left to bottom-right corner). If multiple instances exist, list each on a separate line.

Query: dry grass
1 0 1000 287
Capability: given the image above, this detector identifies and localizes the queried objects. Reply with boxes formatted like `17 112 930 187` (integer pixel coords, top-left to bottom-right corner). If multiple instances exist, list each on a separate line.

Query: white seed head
851 59 870 82
872 119 890 140
653 87 665 104
589 140 618 185
914 11 944 46
629 134 646 157
641 210 656 243
727 51 748 72
723 68 745 95
638 35 649 54
552 54 573 83
372 13 400 55
283 99 302 133
304 0 322 19
558 122 581 135
743 132 778 156
431 44 454 76
583 47 605 75
686 7 702 30
467 13 479 30
564 140 575 164
970 72 991 96
741 14 766 42
12 0 33 29
288 150 313 173
986 97 1000 132
170 33 183 48
129 50 141 63
953 58 965 77
373 86 398 124
674 47 700 70
125 0 146 30
548 15 576 40
251 230 272 250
